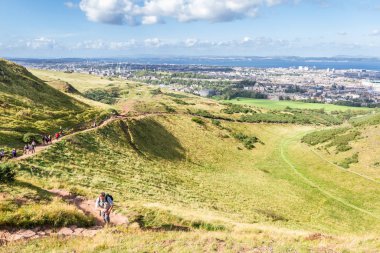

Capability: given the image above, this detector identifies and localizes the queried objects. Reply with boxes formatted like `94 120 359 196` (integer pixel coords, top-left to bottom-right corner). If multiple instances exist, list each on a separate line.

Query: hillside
1 65 379 252
302 112 380 182
0 59 106 151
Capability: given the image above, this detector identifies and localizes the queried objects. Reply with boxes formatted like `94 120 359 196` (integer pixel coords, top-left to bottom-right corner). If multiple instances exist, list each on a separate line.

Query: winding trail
307 146 380 184
280 133 380 220
13 112 179 161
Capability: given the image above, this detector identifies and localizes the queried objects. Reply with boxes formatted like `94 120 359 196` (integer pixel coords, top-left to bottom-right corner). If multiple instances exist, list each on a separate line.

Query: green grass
224 98 373 112
2 226 379 253
0 59 109 151
0 180 94 228
2 65 380 252
16 115 380 235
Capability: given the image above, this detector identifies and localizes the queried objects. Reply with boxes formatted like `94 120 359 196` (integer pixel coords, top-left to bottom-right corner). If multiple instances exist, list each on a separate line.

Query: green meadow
223 98 373 112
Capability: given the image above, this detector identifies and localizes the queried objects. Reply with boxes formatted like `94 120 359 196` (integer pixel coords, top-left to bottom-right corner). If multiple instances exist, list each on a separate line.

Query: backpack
105 194 113 202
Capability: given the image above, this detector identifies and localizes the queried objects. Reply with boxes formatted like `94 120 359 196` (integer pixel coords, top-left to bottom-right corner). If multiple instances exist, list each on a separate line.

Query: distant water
11 57 380 71
122 57 380 71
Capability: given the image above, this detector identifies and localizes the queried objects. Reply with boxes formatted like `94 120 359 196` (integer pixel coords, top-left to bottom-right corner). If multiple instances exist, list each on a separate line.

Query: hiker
0 150 4 161
23 144 29 154
55 132 60 140
31 140 36 148
48 135 52 144
95 192 114 224
92 121 97 128
29 143 35 154
42 135 48 145
11 149 17 158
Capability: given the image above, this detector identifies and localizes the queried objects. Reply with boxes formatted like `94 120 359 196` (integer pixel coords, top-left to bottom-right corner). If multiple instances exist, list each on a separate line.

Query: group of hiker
23 140 37 155
0 128 65 161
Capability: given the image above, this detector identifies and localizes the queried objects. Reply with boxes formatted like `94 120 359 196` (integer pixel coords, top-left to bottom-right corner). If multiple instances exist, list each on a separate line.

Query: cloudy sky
1 0 380 58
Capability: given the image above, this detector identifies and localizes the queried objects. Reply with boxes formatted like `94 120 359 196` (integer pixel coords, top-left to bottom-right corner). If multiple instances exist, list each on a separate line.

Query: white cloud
144 38 163 47
79 0 292 25
370 29 380 36
64 1 78 8
25 37 57 49
184 38 198 47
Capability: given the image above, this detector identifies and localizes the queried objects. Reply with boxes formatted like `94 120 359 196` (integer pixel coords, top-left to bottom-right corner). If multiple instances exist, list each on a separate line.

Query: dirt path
49 189 129 226
14 116 121 161
0 190 130 244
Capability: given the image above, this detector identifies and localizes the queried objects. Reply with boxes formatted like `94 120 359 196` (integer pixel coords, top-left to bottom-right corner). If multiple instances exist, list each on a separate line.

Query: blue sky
1 0 380 58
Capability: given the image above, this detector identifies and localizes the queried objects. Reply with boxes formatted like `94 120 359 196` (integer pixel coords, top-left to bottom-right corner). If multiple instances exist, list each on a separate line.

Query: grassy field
3 114 379 251
223 98 374 112
1 64 380 252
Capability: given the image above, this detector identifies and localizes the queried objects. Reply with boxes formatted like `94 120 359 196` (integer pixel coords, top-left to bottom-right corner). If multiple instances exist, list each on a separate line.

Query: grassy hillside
2 114 378 251
1 67 379 252
302 112 380 182
0 59 107 152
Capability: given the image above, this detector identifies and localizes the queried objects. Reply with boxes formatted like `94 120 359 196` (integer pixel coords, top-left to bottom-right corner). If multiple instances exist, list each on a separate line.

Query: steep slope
0 59 105 149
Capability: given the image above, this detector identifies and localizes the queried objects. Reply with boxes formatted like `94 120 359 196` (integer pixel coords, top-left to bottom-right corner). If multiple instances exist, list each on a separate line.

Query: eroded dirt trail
0 190 129 244
49 189 129 226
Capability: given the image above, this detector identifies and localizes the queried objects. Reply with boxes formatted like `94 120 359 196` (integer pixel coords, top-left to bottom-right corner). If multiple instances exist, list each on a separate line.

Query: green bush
192 109 216 119
339 153 359 168
83 87 120 104
22 132 42 144
172 98 191 105
160 103 176 113
192 117 205 125
232 132 262 150
211 119 221 127
0 163 16 183
301 128 349 146
222 103 254 114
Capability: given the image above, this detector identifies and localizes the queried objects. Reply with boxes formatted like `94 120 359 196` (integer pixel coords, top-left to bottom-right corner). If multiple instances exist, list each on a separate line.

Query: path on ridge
14 112 178 161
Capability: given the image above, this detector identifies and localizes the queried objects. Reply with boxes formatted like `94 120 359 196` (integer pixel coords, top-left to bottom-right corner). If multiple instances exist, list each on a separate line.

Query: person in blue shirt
95 192 114 224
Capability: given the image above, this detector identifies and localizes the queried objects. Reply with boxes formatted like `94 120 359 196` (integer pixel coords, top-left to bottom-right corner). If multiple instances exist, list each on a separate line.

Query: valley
0 59 379 252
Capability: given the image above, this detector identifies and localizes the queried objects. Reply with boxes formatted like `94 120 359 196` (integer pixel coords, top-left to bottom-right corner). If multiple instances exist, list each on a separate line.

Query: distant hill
0 59 104 149
0 59 84 110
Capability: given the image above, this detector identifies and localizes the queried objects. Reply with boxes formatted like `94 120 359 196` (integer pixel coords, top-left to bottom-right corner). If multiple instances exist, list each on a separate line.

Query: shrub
339 153 359 169
301 128 349 146
192 117 205 125
232 132 262 150
211 119 221 127
83 87 120 104
160 103 176 113
222 103 254 114
22 132 42 144
150 88 162 95
172 98 190 105
192 109 215 118
0 163 16 183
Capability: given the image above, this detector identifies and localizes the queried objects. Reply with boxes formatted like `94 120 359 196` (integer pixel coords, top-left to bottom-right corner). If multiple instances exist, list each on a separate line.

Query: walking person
42 135 47 145
11 148 17 158
28 143 34 154
24 144 29 155
31 140 36 149
95 192 114 224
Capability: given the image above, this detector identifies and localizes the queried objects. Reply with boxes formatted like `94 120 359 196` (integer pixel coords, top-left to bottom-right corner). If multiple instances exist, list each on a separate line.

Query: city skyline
1 0 380 58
